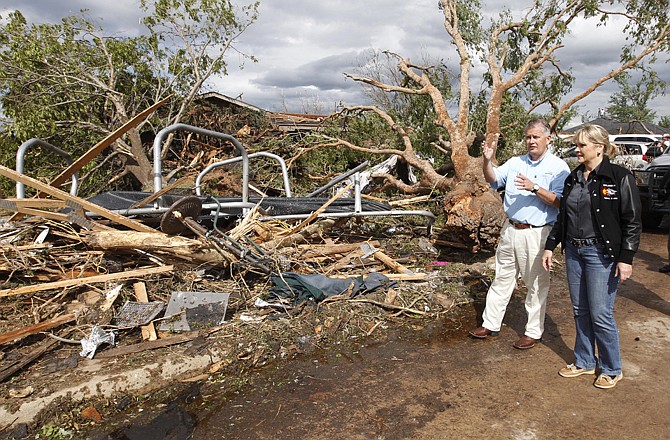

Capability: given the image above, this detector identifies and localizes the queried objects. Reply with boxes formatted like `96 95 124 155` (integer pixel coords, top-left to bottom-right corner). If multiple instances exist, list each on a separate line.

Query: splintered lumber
373 250 415 275
0 313 76 345
298 241 381 259
49 97 170 189
0 206 71 223
133 282 158 341
285 183 353 234
262 219 337 251
0 198 66 209
82 230 234 264
129 173 195 209
0 265 174 298
94 327 224 359
0 164 156 233
8 98 170 222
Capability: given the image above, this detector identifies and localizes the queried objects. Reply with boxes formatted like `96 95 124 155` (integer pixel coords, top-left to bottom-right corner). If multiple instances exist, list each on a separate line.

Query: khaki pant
481 220 551 340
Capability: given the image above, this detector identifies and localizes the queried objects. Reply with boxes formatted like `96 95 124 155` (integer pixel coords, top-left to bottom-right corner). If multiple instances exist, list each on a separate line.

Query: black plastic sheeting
268 272 397 304
87 191 393 217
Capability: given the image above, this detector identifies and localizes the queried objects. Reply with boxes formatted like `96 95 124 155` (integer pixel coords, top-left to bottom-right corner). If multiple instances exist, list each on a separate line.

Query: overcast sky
1 0 669 125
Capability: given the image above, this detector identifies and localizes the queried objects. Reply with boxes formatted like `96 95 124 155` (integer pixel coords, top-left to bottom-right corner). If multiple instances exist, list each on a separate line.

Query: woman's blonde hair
571 124 618 157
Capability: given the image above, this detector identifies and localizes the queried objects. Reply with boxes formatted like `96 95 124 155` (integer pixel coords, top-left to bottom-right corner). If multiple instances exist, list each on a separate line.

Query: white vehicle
611 141 651 169
609 133 662 144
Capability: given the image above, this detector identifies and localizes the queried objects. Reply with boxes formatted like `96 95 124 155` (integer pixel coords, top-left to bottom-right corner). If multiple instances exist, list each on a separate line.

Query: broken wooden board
297 241 381 259
94 326 224 359
0 313 76 345
0 164 156 233
0 337 61 382
0 198 66 209
49 97 170 189
133 282 158 341
373 250 415 275
128 173 195 209
0 265 174 298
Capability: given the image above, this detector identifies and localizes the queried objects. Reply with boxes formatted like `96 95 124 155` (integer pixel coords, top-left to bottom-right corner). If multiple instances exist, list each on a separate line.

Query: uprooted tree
314 0 670 250
0 0 259 194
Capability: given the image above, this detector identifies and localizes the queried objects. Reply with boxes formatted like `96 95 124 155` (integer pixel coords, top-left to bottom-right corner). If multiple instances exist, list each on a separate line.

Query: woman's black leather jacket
545 156 642 264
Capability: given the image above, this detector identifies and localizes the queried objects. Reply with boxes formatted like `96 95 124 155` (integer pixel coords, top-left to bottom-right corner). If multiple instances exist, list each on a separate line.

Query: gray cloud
2 0 668 121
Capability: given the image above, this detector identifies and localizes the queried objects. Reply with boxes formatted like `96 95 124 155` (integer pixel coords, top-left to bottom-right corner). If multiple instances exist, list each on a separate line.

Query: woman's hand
542 250 553 271
616 262 633 282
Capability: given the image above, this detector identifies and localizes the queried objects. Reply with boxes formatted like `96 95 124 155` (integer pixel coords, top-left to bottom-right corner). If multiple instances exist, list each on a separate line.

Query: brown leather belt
509 220 547 229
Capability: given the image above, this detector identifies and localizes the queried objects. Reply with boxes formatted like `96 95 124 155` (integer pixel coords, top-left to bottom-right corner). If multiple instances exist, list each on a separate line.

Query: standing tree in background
605 72 663 123
323 0 670 249
0 0 258 193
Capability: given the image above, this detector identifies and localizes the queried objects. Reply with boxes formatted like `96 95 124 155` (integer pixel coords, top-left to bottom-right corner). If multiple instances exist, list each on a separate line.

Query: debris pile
0 112 486 435
0 171 489 436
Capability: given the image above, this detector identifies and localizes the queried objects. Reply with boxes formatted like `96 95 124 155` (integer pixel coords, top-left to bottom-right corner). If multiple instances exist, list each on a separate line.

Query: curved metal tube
195 152 291 197
16 138 79 198
152 123 249 203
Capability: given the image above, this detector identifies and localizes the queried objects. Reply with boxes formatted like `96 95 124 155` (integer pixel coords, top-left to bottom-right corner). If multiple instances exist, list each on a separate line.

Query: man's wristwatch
531 183 540 194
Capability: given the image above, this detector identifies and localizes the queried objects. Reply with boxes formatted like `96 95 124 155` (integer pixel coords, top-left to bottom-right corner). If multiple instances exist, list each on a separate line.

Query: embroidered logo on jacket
601 185 618 199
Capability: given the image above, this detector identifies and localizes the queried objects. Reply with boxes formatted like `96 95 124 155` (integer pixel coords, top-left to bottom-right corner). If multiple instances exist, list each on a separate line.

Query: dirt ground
2 228 669 439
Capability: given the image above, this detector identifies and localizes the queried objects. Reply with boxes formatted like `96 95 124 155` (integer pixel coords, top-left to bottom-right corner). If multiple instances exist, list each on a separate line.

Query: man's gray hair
524 118 551 135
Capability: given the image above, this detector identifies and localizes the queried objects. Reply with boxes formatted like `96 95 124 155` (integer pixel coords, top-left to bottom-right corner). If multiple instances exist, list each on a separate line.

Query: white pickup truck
611 142 651 170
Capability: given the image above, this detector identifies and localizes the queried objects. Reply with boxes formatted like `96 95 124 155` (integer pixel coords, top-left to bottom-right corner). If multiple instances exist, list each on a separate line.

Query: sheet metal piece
158 291 230 332
115 301 165 327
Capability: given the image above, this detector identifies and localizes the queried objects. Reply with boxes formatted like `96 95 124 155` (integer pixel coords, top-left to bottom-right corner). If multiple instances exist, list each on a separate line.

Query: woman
542 124 641 389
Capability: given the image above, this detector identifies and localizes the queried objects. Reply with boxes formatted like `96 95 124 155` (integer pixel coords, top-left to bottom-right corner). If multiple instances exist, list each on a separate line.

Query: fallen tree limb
82 230 234 264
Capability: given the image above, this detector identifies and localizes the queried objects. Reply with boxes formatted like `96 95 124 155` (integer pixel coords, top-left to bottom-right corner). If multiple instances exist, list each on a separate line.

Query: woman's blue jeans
565 242 622 376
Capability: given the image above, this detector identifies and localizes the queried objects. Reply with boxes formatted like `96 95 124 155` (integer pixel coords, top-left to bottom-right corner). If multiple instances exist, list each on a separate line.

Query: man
469 119 570 349
662 134 670 148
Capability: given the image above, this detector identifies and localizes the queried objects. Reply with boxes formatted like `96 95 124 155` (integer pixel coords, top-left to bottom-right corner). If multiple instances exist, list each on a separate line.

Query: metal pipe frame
84 201 257 219
16 138 79 198
152 124 249 204
195 152 292 197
